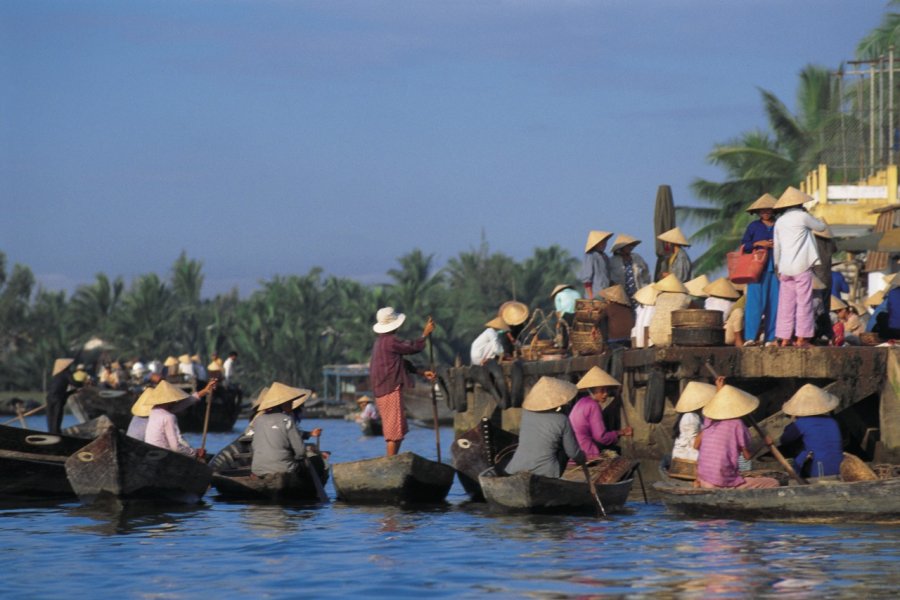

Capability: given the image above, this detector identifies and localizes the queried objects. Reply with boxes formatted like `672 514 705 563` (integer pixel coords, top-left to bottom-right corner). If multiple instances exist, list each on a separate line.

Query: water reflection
66 498 208 536
237 503 316 537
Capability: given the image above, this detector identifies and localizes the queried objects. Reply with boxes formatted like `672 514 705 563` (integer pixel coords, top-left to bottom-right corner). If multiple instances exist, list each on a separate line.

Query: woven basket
520 338 554 361
571 329 605 355
574 299 607 324
671 309 723 329
859 332 882 346
668 457 697 481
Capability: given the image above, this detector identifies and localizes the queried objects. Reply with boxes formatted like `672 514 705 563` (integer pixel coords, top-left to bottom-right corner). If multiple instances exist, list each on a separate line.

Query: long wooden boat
654 475 900 522
0 425 92 498
67 388 135 430
64 428 212 504
478 468 633 514
451 419 518 501
331 452 455 504
209 432 253 472
212 455 329 502
360 418 382 437
177 386 242 433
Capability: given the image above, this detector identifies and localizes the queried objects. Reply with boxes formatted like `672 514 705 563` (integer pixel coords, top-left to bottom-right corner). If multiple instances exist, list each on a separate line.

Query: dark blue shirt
780 415 842 476
831 271 849 298
888 287 900 331
740 219 775 271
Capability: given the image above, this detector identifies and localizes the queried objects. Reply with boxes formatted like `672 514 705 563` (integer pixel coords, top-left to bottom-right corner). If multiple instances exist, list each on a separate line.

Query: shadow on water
65 497 210 536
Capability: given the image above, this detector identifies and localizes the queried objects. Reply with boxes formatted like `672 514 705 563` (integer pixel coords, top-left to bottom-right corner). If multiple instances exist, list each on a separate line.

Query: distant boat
176 386 242 433
332 452 455 504
67 388 134 430
0 425 92 499
479 468 633 515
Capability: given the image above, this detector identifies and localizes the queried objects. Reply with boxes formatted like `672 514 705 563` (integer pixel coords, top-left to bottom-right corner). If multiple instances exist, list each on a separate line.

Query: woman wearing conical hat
470 315 508 366
779 384 842 477
740 193 780 345
578 230 614 299
657 227 692 283
630 284 657 348
609 234 651 305
671 379 721 464
46 358 76 434
504 377 586 478
126 386 157 442
704 277 745 347
568 367 632 462
145 379 218 459
695 384 780 489
772 186 828 347
251 382 318 476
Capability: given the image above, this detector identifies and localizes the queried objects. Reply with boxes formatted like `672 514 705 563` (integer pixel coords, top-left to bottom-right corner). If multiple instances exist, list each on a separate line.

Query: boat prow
0 424 93 499
332 452 455 504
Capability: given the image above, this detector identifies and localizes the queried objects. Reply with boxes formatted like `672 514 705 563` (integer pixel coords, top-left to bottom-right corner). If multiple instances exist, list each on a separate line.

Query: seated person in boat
355 395 379 424
569 366 632 461
779 384 843 477
505 376 585 478
126 386 158 441
671 379 721 468
695 385 780 489
251 382 318 476
145 379 216 459
470 316 508 365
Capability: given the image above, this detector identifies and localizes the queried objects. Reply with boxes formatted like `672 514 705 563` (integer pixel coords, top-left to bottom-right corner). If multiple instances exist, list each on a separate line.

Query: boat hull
479 470 633 514
212 456 329 502
67 388 134 430
332 452 455 504
0 425 91 498
451 422 517 501
176 387 242 433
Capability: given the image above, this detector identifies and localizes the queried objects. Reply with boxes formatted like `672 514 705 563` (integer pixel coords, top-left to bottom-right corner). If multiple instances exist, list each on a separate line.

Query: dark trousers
46 394 65 434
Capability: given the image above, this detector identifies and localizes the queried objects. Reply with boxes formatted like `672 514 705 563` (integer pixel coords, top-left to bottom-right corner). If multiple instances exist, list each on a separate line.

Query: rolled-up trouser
775 270 814 340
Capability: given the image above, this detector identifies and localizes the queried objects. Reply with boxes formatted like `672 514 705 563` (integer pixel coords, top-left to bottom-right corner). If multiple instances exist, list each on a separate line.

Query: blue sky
0 0 890 296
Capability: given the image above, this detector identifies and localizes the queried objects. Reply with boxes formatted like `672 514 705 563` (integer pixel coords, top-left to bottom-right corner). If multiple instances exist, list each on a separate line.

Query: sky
0 0 891 297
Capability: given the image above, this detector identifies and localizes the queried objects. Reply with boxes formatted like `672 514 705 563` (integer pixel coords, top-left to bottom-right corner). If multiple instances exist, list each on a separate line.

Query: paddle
15 403 27 428
618 398 648 504
1 403 46 426
582 463 607 518
427 326 442 463
199 379 219 457
703 362 807 485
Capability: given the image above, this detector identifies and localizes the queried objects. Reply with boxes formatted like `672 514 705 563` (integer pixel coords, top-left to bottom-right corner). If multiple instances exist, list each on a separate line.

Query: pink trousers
775 270 814 339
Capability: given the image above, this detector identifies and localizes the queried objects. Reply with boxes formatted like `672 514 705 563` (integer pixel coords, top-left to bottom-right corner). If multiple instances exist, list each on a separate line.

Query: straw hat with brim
657 227 690 246
208 361 222 372
356 395 372 405
500 301 529 326
131 387 157 417
830 295 848 312
702 385 760 420
373 307 406 333
164 356 178 368
654 274 688 294
147 380 191 406
674 381 717 414
576 366 621 390
550 284 574 298
251 386 270 410
633 284 658 306
746 193 777 213
178 354 191 364
522 376 579 411
704 277 741 300
684 275 710 297
782 384 839 417
485 316 508 330
812 275 826 291
584 230 613 253
258 382 311 412
867 290 886 306
52 358 74 377
599 284 630 306
774 186 813 210
611 234 640 253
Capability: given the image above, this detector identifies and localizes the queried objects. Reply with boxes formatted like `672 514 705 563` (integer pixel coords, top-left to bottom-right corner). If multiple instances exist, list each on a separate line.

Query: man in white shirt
470 316 507 365
772 187 827 347
223 351 238 386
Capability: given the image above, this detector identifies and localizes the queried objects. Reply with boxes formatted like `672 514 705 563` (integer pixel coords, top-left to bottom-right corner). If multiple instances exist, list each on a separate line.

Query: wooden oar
618 399 648 504
1 403 46 426
15 403 27 428
703 362 807 485
200 393 214 454
304 456 329 502
582 463 607 518
428 333 442 463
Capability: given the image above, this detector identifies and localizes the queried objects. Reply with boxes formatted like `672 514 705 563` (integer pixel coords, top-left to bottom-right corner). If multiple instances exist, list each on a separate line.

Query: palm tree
66 273 124 344
857 2 900 60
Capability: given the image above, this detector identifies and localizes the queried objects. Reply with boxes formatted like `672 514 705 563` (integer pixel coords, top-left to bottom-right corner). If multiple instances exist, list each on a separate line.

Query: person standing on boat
695 385 780 489
223 351 238 386
779 384 843 477
569 367 632 461
46 358 76 434
578 230 614 299
551 284 580 348
609 234 651 306
599 285 635 348
145 380 216 459
251 382 317 476
740 193 779 345
657 227 692 283
126 386 157 441
505 376 585 478
370 307 435 457
470 316 507 365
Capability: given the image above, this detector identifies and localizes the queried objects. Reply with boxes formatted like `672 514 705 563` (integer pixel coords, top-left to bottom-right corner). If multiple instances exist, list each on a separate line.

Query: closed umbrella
654 185 676 281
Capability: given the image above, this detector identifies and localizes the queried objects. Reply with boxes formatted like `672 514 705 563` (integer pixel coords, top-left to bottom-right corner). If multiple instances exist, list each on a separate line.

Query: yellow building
801 164 900 237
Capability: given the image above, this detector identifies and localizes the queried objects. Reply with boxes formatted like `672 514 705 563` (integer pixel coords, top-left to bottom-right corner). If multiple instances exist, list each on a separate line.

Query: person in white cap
370 307 435 456
578 230 614 298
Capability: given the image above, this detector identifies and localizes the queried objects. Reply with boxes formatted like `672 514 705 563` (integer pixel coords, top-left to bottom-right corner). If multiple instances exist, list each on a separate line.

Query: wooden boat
331 452 455 504
64 428 212 504
359 418 382 436
451 419 518 501
67 388 135 430
177 386 242 433
62 415 116 440
479 467 633 514
211 455 329 502
654 474 900 521
209 431 253 472
403 386 454 428
0 425 92 498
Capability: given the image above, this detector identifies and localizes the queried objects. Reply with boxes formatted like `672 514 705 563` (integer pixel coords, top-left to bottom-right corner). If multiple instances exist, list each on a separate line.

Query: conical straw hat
500 301 529 326
291 388 313 410
774 186 813 210
178 354 191 364
890 274 900 290
674 381 717 413
522 376 578 411
485 316 508 330
251 386 270 410
584 230 613 253
148 380 191 406
576 366 621 389
684 275 710 297
657 227 690 246
830 295 847 312
633 284 658 306
131 386 157 417
704 277 740 300
782 384 839 417
883 273 897 286
654 273 688 294
611 234 640 253
356 395 372 405
52 358 74 376
207 361 222 372
840 452 878 482
867 289 886 306
746 193 777 213
702 385 759 420
164 356 178 368
258 381 311 412
550 284 574 298
811 275 826 290
599 284 630 306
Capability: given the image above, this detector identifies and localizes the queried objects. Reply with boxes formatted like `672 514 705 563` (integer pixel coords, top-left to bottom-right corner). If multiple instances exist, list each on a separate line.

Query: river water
3 415 899 598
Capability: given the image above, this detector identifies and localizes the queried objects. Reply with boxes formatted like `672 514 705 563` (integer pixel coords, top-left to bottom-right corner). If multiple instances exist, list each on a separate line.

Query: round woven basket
671 309 723 329
574 299 607 324
571 330 605 355
671 327 724 347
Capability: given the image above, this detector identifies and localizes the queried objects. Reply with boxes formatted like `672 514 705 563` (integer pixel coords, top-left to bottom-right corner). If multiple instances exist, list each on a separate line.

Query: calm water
3 415 899 599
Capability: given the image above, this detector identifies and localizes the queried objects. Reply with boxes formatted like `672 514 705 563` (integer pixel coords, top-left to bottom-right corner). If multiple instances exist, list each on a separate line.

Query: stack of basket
670 309 724 346
570 298 607 355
